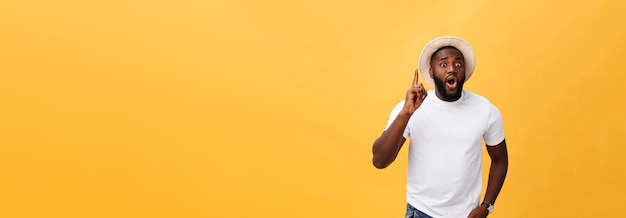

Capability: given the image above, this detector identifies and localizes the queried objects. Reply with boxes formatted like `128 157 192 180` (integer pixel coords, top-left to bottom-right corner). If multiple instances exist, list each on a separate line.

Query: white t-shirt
385 90 504 218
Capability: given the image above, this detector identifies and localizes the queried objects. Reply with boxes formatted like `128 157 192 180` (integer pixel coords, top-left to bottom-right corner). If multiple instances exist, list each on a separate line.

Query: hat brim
418 36 475 87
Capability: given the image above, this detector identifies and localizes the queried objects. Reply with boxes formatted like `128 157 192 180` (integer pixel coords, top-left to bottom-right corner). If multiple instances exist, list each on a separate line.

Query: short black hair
430 46 463 63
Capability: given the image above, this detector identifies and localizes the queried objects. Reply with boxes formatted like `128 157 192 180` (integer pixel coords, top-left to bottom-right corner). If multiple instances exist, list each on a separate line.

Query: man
372 36 508 218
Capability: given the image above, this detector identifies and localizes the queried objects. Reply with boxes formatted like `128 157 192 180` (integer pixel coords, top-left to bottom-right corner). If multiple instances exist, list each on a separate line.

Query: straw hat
418 36 475 87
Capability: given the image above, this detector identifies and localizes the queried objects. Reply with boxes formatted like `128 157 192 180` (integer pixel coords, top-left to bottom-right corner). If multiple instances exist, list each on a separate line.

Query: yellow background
1 0 625 217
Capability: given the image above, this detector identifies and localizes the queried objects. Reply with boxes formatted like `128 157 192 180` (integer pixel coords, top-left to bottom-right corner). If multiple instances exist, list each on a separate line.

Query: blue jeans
405 203 433 218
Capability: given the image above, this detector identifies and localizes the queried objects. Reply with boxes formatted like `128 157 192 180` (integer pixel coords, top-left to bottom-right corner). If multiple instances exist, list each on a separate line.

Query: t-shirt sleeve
484 103 505 146
384 100 410 138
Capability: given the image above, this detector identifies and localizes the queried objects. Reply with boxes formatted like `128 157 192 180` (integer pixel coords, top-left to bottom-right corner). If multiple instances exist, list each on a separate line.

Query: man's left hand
468 206 489 218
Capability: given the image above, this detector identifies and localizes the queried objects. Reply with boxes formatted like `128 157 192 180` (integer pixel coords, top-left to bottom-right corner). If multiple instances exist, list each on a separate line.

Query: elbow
491 157 509 172
373 162 387 169
372 158 389 169
493 155 509 165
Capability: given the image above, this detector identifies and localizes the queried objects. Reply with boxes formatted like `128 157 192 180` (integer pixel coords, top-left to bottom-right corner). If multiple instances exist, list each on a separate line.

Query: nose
446 64 456 75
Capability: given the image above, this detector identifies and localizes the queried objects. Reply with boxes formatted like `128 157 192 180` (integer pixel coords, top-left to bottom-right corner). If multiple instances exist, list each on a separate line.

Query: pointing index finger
413 69 419 86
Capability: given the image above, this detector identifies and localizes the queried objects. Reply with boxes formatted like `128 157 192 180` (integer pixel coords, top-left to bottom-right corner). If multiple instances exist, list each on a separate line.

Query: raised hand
402 69 428 115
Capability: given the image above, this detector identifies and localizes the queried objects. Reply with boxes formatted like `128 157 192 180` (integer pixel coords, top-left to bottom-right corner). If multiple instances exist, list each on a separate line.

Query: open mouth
446 76 457 89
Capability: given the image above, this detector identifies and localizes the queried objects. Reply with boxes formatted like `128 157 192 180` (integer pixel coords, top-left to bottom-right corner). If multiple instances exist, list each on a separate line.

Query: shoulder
387 100 405 115
463 90 488 103
391 100 405 110
464 91 496 106
463 91 502 114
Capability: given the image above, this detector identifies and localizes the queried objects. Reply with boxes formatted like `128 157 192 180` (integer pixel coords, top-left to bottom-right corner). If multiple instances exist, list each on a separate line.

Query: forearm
373 69 427 169
483 153 508 205
372 112 411 169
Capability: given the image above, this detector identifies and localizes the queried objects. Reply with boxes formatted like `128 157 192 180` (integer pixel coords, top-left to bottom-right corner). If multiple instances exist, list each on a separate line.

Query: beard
433 75 465 102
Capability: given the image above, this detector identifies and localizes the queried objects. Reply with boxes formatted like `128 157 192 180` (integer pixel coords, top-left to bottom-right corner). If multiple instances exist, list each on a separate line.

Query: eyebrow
438 56 464 61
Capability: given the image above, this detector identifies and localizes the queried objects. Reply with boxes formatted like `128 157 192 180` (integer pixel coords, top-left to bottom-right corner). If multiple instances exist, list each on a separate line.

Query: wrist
397 109 413 120
481 202 494 214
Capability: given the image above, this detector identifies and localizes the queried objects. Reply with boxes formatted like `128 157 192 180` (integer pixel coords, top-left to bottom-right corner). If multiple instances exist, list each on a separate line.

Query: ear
429 68 434 79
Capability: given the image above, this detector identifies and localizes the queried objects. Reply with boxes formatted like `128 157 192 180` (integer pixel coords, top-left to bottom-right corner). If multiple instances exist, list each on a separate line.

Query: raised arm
372 69 427 169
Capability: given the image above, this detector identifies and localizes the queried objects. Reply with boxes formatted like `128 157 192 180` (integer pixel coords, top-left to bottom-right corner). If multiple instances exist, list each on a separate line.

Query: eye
440 63 447 67
454 63 462 67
